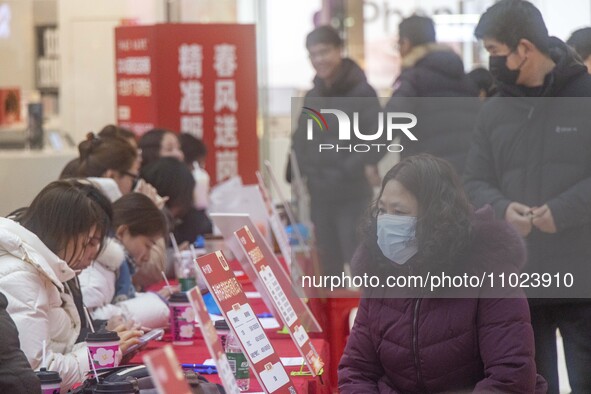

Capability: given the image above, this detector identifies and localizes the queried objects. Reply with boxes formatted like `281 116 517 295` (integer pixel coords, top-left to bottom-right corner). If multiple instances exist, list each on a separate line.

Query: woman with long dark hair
141 157 212 243
0 180 142 391
138 128 184 170
80 193 172 329
338 155 547 393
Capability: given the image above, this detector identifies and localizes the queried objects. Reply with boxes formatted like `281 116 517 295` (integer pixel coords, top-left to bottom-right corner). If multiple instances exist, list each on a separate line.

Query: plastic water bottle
225 330 250 391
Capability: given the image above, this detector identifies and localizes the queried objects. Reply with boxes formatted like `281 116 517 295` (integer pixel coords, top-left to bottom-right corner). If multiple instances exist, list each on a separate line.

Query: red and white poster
235 226 324 376
195 251 296 394
210 214 322 333
143 345 192 394
187 287 241 394
115 24 259 184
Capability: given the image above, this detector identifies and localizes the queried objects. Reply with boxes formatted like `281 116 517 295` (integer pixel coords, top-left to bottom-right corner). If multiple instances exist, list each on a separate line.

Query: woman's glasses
122 171 140 190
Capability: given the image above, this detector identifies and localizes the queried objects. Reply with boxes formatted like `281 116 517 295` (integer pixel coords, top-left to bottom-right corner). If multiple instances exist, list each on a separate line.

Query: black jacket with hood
385 43 480 174
463 37 591 299
292 58 381 202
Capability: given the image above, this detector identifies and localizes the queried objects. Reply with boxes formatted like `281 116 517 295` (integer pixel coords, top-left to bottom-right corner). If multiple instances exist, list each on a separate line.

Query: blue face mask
377 214 418 265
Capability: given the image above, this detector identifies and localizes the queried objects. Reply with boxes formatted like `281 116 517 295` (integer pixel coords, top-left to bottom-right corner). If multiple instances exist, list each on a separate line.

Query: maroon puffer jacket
338 207 547 393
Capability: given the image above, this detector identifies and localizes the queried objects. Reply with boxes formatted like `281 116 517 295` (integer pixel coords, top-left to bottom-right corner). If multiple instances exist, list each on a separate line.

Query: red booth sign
196 251 297 393
115 24 259 184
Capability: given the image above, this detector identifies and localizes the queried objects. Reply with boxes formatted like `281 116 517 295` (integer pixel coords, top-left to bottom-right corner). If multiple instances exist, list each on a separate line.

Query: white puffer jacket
0 218 89 391
79 238 169 329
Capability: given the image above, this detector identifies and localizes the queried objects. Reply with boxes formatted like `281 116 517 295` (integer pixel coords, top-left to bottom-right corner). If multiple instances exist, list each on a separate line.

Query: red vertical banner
114 26 157 135
115 24 258 185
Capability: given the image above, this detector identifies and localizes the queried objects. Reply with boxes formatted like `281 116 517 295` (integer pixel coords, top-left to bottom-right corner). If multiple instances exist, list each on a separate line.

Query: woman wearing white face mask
339 154 547 393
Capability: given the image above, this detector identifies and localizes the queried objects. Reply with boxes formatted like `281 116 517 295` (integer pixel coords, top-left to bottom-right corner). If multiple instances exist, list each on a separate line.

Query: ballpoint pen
180 364 218 374
192 367 217 375
181 363 215 369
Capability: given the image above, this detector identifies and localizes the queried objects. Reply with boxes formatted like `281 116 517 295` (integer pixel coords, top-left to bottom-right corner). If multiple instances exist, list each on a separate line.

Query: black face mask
489 55 522 85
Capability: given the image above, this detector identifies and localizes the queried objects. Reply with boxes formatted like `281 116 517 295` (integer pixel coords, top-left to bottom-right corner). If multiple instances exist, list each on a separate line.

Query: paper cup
36 368 61 394
86 329 121 369
169 292 195 345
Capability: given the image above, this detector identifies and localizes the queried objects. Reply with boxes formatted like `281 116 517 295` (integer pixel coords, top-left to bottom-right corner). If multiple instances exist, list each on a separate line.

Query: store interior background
0 1 588 391
1 0 590 215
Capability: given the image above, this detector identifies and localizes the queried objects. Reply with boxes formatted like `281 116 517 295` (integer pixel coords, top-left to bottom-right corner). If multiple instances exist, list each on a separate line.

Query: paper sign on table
143 345 192 394
204 357 306 368
187 287 241 394
245 291 262 298
211 213 322 333
259 362 291 392
259 317 280 329
235 226 325 377
280 357 305 367
196 251 297 394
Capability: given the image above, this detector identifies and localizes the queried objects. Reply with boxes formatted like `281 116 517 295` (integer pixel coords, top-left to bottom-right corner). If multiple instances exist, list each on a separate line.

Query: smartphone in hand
123 328 165 356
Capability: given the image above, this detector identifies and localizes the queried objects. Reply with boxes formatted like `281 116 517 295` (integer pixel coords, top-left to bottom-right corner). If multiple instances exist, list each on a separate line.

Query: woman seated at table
80 193 174 329
338 154 547 393
73 132 170 291
138 128 185 170
76 132 142 199
59 124 140 180
0 180 143 391
141 157 212 245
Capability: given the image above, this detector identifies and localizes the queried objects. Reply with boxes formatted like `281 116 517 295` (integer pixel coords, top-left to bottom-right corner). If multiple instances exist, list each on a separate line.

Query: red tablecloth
132 335 329 393
133 275 331 393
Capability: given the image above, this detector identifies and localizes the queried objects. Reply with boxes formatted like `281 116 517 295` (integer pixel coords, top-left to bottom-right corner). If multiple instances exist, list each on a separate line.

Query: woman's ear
103 169 116 179
115 224 129 240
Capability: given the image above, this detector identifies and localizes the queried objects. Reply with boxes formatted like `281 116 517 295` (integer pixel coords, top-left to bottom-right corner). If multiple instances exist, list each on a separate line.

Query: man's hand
505 202 533 237
531 204 557 233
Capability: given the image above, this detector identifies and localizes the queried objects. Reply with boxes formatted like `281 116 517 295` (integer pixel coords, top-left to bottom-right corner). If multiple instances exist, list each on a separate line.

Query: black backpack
70 364 225 394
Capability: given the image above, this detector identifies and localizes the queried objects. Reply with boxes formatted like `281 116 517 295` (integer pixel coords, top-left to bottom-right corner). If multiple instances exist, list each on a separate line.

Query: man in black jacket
386 15 480 174
291 26 381 279
567 27 591 73
464 1 591 393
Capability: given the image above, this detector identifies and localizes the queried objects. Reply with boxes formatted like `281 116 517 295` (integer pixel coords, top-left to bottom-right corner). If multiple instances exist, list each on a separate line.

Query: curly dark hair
362 154 473 273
